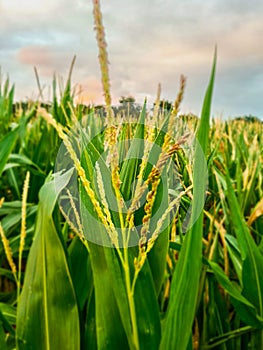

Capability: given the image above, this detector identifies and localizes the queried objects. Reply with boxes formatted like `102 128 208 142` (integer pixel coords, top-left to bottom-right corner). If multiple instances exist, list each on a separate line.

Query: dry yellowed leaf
248 197 263 226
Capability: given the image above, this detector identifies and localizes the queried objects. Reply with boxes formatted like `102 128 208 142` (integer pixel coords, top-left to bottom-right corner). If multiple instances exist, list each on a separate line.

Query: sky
0 0 263 119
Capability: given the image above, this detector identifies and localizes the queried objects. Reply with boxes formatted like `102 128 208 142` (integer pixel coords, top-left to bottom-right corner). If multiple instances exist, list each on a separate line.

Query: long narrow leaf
209 260 263 329
160 48 217 350
0 128 18 177
16 170 80 350
226 170 263 319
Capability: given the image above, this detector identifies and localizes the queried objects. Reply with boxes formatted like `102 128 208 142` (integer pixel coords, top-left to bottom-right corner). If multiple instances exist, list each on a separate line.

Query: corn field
0 1 263 349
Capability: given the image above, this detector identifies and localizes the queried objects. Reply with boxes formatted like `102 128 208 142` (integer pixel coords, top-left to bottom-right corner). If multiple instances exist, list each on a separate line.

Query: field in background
0 70 263 349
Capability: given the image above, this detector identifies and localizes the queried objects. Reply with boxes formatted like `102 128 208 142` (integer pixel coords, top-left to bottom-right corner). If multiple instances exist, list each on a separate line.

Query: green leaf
16 170 80 350
225 234 242 283
68 236 93 311
6 154 45 175
0 308 15 336
209 260 263 329
0 128 18 177
226 170 263 319
0 320 8 350
0 303 16 326
80 164 161 349
98 244 161 349
160 48 217 350
133 257 161 349
87 242 130 350
147 170 169 296
120 101 146 201
80 186 161 349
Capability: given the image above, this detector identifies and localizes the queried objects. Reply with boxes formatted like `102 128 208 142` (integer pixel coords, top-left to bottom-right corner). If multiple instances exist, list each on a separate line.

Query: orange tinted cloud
17 46 53 76
74 76 104 105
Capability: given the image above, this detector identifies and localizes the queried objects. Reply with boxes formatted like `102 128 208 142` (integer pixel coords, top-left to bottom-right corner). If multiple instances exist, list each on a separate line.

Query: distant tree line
233 115 262 123
10 100 262 124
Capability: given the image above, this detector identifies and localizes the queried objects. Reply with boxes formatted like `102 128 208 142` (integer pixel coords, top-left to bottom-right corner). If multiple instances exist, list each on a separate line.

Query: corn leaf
160 48 216 350
0 319 8 350
0 128 18 177
79 157 132 348
120 101 146 201
16 169 80 350
225 234 243 283
68 236 93 311
0 308 15 337
86 242 130 350
80 186 161 349
147 170 169 296
226 170 263 320
209 260 263 329
0 303 16 327
80 135 161 348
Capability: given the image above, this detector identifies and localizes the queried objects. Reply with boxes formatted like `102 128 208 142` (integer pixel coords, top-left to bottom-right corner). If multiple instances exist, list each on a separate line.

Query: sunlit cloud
17 46 52 70
74 76 103 105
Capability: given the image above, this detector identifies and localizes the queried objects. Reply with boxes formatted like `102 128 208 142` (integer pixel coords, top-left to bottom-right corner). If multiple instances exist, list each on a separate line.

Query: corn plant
0 1 262 349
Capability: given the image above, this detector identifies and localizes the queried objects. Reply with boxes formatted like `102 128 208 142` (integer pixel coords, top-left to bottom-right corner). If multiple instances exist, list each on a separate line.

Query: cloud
74 76 104 105
1 0 63 16
17 46 52 67
0 0 262 118
16 45 76 78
